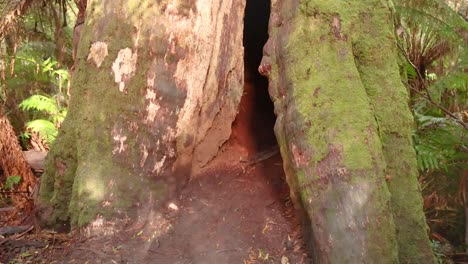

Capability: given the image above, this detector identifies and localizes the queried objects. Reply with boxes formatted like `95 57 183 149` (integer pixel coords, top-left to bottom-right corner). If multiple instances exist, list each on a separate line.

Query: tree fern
19 95 59 115
392 0 467 98
19 94 66 144
25 119 58 143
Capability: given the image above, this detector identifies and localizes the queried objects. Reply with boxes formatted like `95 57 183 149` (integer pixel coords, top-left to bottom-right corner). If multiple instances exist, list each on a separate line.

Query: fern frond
414 112 467 173
415 112 453 128
26 119 58 144
19 95 59 115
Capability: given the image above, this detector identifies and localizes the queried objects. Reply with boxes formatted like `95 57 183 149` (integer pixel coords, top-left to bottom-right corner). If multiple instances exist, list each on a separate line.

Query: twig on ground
10 225 34 239
216 248 239 253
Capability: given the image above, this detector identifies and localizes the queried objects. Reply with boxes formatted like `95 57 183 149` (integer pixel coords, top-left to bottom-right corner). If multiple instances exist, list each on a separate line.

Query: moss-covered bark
39 0 245 230
262 0 434 262
352 3 435 262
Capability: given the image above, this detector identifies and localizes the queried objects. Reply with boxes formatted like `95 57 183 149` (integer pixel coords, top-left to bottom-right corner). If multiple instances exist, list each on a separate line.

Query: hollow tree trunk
261 0 434 263
39 0 435 262
39 0 245 229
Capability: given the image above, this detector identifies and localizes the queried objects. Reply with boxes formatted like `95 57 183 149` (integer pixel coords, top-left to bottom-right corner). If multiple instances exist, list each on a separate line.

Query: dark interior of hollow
236 4 311 257
231 0 276 155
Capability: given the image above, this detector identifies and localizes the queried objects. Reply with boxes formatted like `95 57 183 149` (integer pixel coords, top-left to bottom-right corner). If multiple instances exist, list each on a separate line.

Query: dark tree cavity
232 0 275 154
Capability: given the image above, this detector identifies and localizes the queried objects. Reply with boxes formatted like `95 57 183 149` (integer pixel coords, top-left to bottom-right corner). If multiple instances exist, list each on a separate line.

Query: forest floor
0 143 310 264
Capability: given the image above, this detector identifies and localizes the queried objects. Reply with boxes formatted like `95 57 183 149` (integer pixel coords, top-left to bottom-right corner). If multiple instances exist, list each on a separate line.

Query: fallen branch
10 225 34 240
0 225 32 236
240 146 280 166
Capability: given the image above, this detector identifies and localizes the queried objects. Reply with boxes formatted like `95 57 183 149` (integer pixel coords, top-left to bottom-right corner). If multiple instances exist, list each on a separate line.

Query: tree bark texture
39 0 245 228
261 0 434 263
0 106 36 211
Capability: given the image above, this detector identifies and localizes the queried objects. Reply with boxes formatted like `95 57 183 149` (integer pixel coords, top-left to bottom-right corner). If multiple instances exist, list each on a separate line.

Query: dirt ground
0 141 310 264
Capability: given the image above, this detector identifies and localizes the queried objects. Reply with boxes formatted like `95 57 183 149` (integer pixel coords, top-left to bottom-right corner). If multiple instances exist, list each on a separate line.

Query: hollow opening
229 0 298 211
231 0 276 155
229 2 307 258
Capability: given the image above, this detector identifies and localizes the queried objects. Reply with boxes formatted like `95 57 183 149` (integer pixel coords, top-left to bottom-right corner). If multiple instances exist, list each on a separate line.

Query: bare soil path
1 144 309 264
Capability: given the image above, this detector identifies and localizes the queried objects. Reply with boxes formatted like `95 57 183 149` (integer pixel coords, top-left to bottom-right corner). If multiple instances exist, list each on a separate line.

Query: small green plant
430 240 453 264
4 175 21 190
41 57 70 96
0 175 21 206
8 250 34 264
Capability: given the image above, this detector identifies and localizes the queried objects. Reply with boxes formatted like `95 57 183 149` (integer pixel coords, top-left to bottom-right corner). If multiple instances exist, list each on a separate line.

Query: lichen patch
331 15 345 40
87 41 108 68
112 48 138 93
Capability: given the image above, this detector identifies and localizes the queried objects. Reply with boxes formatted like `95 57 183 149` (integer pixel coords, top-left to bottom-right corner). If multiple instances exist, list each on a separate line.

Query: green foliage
393 0 467 99
19 94 67 144
4 175 21 190
41 57 70 94
0 0 76 138
414 113 466 173
393 0 467 174
393 0 467 46
17 57 69 144
430 240 452 264
20 95 60 115
25 119 59 143
393 0 468 251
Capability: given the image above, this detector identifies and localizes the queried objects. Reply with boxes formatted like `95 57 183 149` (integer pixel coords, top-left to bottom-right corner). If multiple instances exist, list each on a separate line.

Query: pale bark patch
145 88 161 123
140 145 148 168
112 128 127 154
316 145 348 183
112 48 138 93
331 15 344 40
153 155 166 174
87 41 108 68
291 143 309 168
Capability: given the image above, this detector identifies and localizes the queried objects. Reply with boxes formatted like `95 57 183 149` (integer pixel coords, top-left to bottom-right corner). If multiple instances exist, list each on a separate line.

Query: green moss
282 13 381 171
351 3 435 262
40 2 174 229
267 1 407 262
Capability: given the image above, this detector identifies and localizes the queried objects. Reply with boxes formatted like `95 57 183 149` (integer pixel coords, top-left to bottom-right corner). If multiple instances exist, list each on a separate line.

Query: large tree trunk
39 0 245 229
261 0 434 263
39 0 434 262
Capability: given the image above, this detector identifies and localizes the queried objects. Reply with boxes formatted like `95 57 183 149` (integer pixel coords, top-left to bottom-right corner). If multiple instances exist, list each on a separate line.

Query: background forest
0 0 466 262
